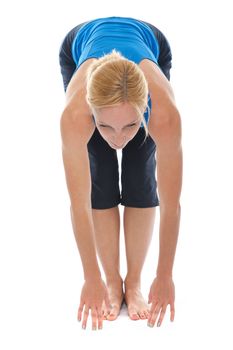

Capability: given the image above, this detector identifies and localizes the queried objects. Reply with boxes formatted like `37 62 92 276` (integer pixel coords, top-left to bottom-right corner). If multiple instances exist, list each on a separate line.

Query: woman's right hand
77 278 111 330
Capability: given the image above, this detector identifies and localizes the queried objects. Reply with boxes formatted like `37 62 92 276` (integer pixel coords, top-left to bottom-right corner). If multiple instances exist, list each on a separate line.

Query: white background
0 0 233 348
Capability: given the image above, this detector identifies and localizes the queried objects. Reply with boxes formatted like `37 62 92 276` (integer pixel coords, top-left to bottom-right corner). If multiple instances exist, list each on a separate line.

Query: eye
98 123 137 128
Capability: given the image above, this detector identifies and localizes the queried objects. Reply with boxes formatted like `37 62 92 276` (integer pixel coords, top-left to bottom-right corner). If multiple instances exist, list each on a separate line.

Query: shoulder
139 59 179 125
62 59 98 133
64 58 98 114
65 59 97 103
139 59 176 107
139 59 181 141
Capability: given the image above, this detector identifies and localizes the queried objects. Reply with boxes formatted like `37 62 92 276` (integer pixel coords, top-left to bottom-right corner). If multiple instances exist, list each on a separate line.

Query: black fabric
87 127 159 209
140 20 173 80
58 22 88 91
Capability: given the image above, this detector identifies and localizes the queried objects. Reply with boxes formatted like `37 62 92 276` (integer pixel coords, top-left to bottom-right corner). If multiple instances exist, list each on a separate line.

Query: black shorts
58 19 172 209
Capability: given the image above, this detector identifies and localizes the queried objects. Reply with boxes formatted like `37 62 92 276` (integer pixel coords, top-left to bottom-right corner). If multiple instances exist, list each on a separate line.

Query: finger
170 302 175 322
104 293 111 312
148 304 161 327
148 300 159 317
156 304 167 327
97 307 103 330
77 300 84 322
91 307 98 330
82 305 89 330
148 292 152 304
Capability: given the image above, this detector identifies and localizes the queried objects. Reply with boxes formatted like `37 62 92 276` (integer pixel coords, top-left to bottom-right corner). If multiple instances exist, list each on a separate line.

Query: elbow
163 109 182 130
149 112 182 147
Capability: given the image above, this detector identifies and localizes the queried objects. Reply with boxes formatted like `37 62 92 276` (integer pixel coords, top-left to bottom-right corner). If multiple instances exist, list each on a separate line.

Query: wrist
156 271 173 280
84 270 102 282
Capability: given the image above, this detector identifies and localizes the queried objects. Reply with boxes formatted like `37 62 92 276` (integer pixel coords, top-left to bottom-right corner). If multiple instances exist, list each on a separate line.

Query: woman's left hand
147 276 175 328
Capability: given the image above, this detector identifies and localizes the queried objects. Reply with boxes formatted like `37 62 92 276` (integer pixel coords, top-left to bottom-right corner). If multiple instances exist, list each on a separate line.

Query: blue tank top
71 16 160 128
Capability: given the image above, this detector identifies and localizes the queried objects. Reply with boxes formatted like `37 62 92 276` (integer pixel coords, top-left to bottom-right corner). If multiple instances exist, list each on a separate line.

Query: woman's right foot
102 278 124 320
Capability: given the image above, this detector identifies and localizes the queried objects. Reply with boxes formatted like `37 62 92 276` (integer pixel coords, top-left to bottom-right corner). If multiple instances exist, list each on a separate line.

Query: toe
107 314 117 321
102 308 109 320
129 309 140 320
106 306 119 321
139 312 146 319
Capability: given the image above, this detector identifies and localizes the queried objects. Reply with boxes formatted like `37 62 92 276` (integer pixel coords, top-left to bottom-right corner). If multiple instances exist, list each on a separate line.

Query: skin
93 102 142 149
61 57 182 330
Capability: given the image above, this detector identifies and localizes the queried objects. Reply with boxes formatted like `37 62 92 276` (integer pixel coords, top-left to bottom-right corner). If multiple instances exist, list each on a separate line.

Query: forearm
70 206 101 280
155 124 183 278
156 206 181 278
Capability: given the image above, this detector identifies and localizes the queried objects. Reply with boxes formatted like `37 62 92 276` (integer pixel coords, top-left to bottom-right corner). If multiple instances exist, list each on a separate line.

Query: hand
147 276 175 328
78 278 111 330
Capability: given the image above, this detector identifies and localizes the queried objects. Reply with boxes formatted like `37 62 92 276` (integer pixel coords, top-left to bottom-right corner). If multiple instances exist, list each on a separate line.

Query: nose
112 134 126 144
112 139 126 148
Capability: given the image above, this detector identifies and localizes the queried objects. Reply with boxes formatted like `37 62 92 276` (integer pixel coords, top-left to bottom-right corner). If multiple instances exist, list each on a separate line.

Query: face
94 102 141 149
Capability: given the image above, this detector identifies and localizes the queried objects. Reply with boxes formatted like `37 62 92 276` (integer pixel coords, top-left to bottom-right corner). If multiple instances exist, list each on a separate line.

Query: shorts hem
91 199 121 210
120 200 160 208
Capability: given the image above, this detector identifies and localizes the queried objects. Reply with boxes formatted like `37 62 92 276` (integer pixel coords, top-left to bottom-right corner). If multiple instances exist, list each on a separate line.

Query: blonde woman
59 16 182 331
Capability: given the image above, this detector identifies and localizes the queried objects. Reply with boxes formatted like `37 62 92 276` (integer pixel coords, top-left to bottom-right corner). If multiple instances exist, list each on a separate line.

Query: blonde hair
85 49 150 142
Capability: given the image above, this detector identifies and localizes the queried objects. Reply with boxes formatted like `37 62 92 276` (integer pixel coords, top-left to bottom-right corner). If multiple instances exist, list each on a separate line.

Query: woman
59 16 182 331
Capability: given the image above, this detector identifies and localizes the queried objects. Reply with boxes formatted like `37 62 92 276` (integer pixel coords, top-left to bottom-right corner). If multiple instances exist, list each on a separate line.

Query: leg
87 128 123 320
140 20 173 81
123 207 156 319
58 21 88 92
92 206 124 320
120 127 159 320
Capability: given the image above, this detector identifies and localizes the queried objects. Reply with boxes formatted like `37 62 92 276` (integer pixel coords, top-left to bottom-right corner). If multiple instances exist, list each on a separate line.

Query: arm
60 67 111 331
141 59 183 278
140 59 182 328
60 106 101 281
147 111 182 327
152 114 182 279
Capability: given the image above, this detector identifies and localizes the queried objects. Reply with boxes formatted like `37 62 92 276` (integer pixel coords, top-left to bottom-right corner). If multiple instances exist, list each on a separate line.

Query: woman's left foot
124 281 151 320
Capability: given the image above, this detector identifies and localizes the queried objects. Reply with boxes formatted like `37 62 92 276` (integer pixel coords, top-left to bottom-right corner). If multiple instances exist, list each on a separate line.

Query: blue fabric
71 16 160 127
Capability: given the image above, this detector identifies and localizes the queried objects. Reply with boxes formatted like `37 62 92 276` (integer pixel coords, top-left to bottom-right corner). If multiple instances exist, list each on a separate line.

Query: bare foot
124 281 150 320
102 278 124 321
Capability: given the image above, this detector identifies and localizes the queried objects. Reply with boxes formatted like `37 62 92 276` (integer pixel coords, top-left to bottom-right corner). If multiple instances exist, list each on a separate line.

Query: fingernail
147 323 154 328
92 327 97 331
157 322 161 327
82 324 86 329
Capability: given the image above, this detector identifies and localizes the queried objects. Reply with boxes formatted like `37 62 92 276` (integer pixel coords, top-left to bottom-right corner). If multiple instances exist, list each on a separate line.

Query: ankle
106 274 123 286
124 275 141 289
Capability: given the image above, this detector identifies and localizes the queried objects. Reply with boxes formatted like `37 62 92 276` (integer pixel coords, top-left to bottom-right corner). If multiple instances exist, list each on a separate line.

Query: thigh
140 20 173 81
58 21 88 92
120 128 159 208
87 128 121 209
